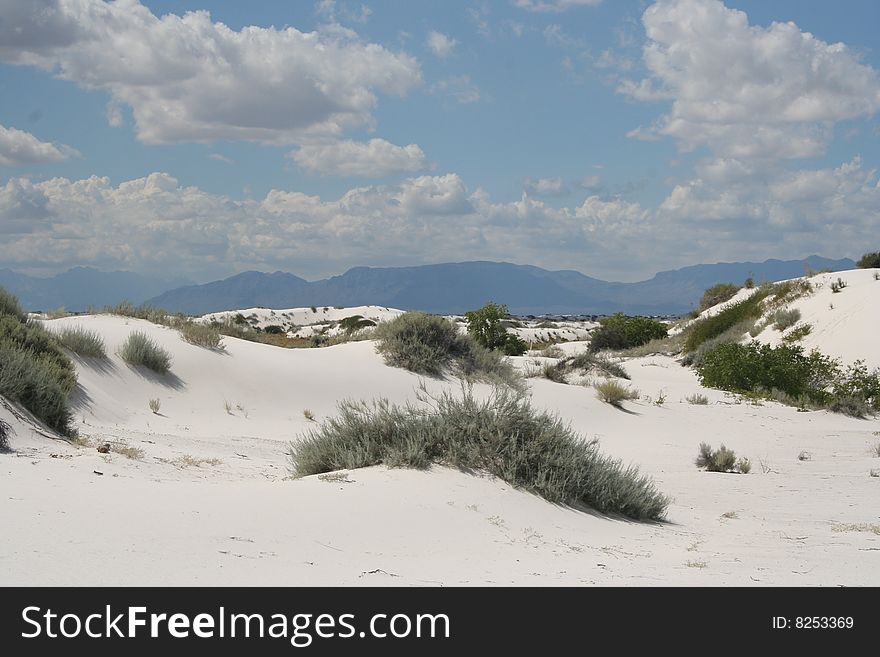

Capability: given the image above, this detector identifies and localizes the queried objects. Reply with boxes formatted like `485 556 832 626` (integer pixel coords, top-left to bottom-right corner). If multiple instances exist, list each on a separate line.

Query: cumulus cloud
524 177 569 196
2 162 877 281
426 31 456 58
0 123 78 166
290 139 428 177
515 0 603 12
620 0 880 161
1 0 421 145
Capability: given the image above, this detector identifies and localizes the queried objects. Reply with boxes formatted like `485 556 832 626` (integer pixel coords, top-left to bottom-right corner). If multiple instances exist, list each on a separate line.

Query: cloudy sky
1 0 879 283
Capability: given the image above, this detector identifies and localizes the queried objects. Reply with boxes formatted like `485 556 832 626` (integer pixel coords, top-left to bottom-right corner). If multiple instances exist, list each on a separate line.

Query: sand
2 272 879 585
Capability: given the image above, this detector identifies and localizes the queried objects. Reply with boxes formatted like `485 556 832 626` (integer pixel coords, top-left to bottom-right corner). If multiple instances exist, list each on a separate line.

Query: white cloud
208 153 233 164
1 0 420 145
620 0 880 160
515 0 603 13
105 101 123 128
0 123 78 166
426 31 456 58
524 177 569 196
290 139 428 177
429 76 482 104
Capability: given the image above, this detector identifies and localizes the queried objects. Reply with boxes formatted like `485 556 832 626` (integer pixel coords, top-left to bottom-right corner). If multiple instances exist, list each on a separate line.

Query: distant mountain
0 267 190 311
145 256 855 316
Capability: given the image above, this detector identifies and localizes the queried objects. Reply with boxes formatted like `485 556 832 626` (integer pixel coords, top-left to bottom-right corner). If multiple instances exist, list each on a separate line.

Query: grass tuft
118 331 172 374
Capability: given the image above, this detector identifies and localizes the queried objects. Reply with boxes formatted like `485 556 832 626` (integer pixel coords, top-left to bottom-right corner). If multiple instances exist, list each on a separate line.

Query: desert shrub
464 302 527 356
374 312 521 388
540 345 564 359
857 251 880 268
698 283 741 312
683 287 772 352
149 398 160 414
566 352 629 379
0 417 11 450
118 331 172 374
695 443 750 474
502 334 528 356
772 308 801 331
681 319 756 368
617 333 685 357
594 380 640 406
830 278 847 293
0 288 27 322
263 325 285 335
338 315 377 334
179 322 223 349
541 363 567 383
686 393 709 405
697 342 837 402
589 314 667 353
744 277 754 289
782 324 812 343
289 386 669 521
55 326 107 358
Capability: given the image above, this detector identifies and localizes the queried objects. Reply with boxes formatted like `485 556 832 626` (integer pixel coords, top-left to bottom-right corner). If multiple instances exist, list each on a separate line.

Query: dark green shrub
465 302 515 352
698 283 741 312
501 334 528 356
588 314 667 353
288 386 669 521
338 315 376 334
118 331 172 374
697 342 837 402
263 325 286 335
782 324 812 343
856 252 880 268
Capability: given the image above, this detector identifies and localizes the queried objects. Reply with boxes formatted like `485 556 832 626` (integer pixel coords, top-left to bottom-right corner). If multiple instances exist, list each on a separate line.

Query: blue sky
1 0 879 283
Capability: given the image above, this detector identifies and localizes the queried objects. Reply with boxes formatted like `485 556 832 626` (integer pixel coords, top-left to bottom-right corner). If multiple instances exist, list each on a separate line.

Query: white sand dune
2 290 879 586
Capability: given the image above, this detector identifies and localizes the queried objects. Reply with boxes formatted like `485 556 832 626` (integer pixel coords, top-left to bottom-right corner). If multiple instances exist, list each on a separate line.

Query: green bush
589 313 667 353
594 380 640 406
695 442 750 474
856 251 880 268
697 342 837 402
55 326 107 358
0 288 27 322
698 283 741 312
565 352 629 379
782 324 812 343
680 319 755 368
289 386 669 521
263 325 286 335
501 334 528 356
684 287 772 352
465 302 527 355
338 315 377 334
178 322 224 349
118 331 173 374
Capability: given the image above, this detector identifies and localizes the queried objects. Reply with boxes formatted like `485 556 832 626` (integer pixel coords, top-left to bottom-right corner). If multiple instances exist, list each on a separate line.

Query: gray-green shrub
289 386 669 521
179 322 223 350
695 443 750 474
0 417 11 450
118 331 172 374
772 308 801 331
55 326 107 358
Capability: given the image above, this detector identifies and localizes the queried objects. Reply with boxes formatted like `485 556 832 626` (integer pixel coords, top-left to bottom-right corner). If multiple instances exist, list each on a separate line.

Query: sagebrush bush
686 393 709 405
179 322 223 350
594 380 640 406
0 417 11 450
695 442 750 474
589 314 667 353
0 294 77 436
565 352 629 379
374 312 521 388
55 326 107 358
698 283 741 312
772 308 801 331
0 288 27 322
118 331 172 374
289 386 669 521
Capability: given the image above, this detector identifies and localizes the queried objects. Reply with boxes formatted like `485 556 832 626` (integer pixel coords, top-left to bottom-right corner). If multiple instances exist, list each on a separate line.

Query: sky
1 0 878 284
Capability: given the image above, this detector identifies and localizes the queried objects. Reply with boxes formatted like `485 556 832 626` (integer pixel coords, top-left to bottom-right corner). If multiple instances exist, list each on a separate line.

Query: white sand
2 289 879 586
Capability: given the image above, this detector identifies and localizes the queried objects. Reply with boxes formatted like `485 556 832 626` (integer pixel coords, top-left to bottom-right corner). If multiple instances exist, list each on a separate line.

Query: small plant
541 363 567 383
594 380 640 407
875 272 880 281
310 306 317 313
798 450 812 461
654 390 667 406
179 322 224 350
540 345 564 359
686 393 709 405
870 442 880 458
0 417 12 450
720 511 738 519
224 400 233 415
695 442 750 474
686 560 708 569
772 308 801 331
118 331 172 374
871 469 879 478
782 324 812 343
113 444 145 460
148 398 161 414
830 278 847 293
303 409 315 422
55 326 107 358
744 277 754 289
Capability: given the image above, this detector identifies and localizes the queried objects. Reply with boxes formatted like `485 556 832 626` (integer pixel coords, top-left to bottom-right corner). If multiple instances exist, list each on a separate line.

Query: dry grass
160 454 222 468
832 523 880 535
594 380 640 407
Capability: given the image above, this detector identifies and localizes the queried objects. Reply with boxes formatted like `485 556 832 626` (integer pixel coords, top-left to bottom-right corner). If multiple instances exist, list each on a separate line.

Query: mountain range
2 256 855 316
